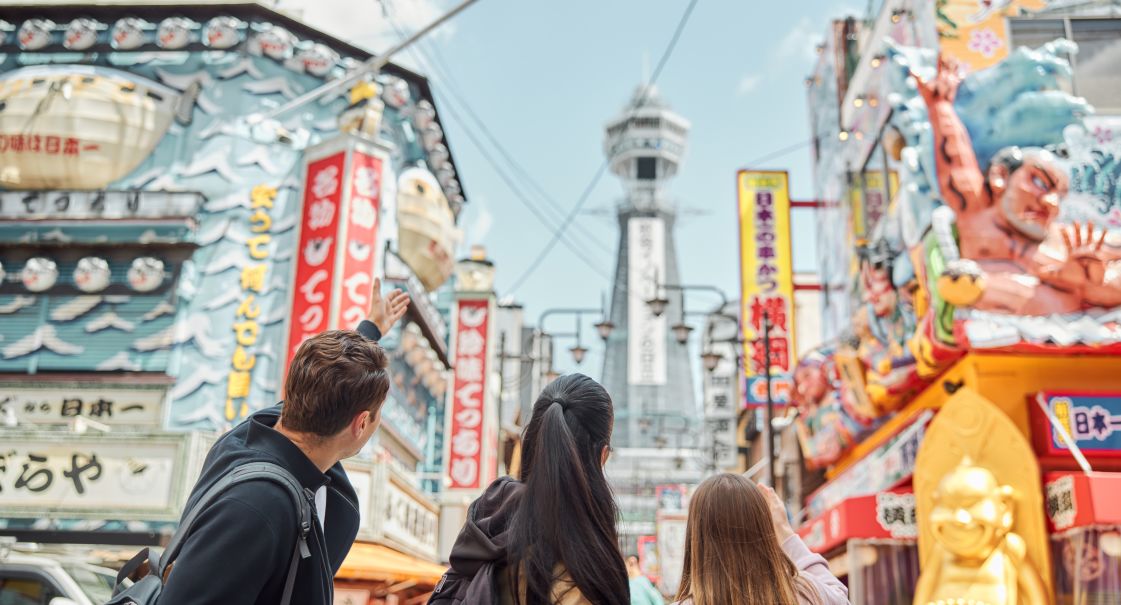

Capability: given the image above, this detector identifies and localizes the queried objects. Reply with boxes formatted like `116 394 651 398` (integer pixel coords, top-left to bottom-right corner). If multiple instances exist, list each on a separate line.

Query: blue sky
283 0 863 376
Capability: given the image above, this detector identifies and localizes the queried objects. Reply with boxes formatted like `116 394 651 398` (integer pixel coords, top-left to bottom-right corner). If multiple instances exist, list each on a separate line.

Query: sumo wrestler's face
931 472 1012 560
993 154 1069 242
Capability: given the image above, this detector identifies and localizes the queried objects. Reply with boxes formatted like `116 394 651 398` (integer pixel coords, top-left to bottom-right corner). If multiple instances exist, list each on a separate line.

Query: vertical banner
655 511 687 597
285 138 389 371
445 297 493 492
628 216 667 385
704 357 739 469
737 170 795 406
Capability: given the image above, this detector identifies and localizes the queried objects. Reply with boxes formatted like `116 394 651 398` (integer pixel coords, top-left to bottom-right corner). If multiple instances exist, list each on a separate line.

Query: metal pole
764 311 775 487
258 0 481 121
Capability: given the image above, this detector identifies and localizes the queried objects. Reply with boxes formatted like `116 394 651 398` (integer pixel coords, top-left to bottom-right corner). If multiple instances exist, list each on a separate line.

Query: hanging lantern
22 257 58 292
127 257 165 292
73 257 111 293
63 18 100 51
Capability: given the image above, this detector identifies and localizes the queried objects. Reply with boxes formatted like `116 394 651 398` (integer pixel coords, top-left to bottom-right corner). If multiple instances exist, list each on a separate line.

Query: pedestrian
430 373 630 605
626 556 665 605
671 474 849 605
157 278 410 604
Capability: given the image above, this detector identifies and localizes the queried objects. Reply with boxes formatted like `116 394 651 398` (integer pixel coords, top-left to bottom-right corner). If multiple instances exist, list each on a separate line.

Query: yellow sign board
737 170 796 405
936 0 1047 72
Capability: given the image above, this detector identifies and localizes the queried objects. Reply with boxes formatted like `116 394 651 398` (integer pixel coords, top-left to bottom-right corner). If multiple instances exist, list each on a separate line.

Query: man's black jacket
159 320 382 605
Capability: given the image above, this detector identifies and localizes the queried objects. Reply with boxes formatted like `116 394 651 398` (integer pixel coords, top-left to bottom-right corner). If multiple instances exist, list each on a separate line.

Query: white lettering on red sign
286 153 345 366
446 299 489 490
337 151 382 329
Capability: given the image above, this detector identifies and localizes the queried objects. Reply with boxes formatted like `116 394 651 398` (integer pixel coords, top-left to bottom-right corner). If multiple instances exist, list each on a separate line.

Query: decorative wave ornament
0 65 182 189
396 167 460 291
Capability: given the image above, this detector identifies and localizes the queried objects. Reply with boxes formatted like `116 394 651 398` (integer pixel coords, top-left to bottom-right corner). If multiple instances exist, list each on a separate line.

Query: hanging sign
444 297 494 492
0 381 165 427
628 216 667 385
737 170 795 406
1032 392 1121 459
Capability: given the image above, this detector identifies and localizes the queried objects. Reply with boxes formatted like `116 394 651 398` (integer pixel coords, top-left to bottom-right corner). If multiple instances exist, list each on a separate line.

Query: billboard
445 297 495 492
628 216 667 385
737 170 796 406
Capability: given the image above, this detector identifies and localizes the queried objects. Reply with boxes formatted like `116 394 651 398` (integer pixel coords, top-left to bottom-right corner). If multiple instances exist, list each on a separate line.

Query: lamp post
537 304 613 381
646 282 730 345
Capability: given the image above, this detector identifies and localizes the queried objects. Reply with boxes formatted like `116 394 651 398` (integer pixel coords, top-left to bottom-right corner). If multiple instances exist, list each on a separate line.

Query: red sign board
446 298 491 491
1044 472 1121 533
798 487 916 555
284 139 389 372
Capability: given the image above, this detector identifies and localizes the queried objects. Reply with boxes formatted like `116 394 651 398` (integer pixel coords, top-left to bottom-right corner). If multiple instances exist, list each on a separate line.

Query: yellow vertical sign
737 170 795 406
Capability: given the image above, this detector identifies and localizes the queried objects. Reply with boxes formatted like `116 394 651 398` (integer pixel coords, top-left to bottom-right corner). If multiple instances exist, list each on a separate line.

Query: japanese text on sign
337 151 382 329
225 184 276 422
446 299 490 491
1047 393 1121 454
737 171 796 405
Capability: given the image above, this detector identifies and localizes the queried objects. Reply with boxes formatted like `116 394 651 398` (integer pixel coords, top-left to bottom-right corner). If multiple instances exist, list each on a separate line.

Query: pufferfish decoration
202 16 243 49
18 19 55 50
127 257 165 292
110 17 150 50
73 257 112 293
63 18 101 51
22 257 59 292
157 17 196 50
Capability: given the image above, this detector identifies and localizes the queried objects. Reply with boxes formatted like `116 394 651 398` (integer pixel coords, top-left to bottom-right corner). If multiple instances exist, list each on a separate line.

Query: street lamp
646 295 670 318
701 350 723 372
671 322 694 345
594 319 615 341
569 344 588 365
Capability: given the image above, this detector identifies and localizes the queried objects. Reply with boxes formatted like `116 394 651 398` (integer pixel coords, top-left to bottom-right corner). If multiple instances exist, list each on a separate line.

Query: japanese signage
445 297 493 491
637 535 659 579
703 360 738 469
936 0 1046 72
225 184 276 422
0 382 165 427
655 512 687 596
1036 392 1121 457
285 138 389 370
382 476 439 561
0 190 202 220
874 491 917 539
655 484 688 512
628 216 667 385
798 488 917 554
850 170 899 239
737 170 795 406
344 462 374 540
1046 475 1077 531
805 410 932 518
1043 472 1121 532
0 134 97 157
0 432 212 520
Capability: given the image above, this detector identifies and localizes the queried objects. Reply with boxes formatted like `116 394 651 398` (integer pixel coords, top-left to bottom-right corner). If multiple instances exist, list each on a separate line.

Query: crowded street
1 1 1120 604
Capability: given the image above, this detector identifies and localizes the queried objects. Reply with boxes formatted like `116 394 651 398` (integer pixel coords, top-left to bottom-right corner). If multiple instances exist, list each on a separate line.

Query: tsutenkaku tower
600 85 696 448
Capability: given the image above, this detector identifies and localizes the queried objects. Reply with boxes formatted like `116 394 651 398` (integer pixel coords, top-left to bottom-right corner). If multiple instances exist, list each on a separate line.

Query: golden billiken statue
913 459 1048 605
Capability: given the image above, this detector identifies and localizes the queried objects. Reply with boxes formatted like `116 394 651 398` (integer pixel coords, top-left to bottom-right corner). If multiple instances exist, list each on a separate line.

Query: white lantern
73 257 112 293
22 257 58 292
128 257 165 292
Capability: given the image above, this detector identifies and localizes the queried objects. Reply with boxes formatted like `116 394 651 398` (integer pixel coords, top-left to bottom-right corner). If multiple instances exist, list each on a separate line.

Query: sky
278 0 865 376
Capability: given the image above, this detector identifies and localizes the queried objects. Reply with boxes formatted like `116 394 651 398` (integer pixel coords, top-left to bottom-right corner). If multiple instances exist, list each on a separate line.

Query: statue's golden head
930 458 1015 560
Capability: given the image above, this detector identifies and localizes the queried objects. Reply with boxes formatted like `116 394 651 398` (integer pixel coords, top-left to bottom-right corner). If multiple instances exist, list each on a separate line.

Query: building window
1010 17 1121 112
636 157 657 180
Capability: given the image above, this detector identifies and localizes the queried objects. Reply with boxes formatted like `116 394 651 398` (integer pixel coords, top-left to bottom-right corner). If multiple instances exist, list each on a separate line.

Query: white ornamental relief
450 458 478 487
307 199 336 231
312 165 340 199
350 196 377 230
303 237 333 267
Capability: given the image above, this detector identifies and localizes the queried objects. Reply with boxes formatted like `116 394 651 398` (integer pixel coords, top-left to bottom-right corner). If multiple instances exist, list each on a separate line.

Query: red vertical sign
446 298 490 491
335 151 383 329
286 152 345 365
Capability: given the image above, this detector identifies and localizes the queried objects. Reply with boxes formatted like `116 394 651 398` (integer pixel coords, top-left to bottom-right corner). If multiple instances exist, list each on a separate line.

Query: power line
504 0 701 296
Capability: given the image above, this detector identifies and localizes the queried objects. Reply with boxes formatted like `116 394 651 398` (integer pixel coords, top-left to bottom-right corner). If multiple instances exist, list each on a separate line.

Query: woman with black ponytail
429 373 630 605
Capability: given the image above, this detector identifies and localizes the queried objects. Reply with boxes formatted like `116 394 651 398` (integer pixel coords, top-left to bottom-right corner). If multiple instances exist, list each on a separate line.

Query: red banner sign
335 150 383 329
446 298 490 491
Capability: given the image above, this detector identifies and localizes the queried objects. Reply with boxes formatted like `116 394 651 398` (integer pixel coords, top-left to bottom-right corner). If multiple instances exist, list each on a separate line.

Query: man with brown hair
159 278 409 605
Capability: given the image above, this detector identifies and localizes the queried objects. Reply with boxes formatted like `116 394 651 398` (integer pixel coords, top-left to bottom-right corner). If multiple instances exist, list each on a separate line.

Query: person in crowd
626 555 665 605
431 373 630 605
672 474 849 605
159 279 410 604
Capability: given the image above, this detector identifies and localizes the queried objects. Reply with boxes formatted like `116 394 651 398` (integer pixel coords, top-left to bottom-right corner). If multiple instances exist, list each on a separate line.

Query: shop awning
1045 472 1121 533
798 488 916 555
337 542 447 585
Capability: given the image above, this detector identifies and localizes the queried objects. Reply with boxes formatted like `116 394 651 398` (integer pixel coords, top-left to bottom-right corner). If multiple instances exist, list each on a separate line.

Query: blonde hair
675 474 817 605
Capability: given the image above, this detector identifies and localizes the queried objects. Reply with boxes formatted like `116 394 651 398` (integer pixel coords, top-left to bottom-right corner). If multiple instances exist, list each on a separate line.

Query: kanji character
15 454 53 492
233 320 259 347
63 453 102 495
63 137 79 156
247 234 271 260
456 357 484 382
250 210 273 233
60 398 82 418
29 135 42 153
750 337 790 373
240 264 268 292
11 135 25 152
227 370 251 399
1090 408 1111 439
459 305 487 328
236 295 261 320
88 399 113 418
750 296 788 332
755 208 774 223
756 192 773 207
758 246 776 259
45 136 60 154
451 430 480 457
457 329 485 357
232 346 256 371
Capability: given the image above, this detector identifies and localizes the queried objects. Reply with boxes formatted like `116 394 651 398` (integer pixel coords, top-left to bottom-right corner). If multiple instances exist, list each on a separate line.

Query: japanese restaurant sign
0 381 165 427
285 137 389 370
1033 392 1121 458
737 170 795 405
0 190 201 220
444 297 494 492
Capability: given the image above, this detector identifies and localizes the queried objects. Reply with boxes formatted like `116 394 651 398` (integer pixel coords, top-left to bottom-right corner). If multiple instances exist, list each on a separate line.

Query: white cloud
777 16 820 64
467 197 493 244
737 74 763 96
276 0 457 55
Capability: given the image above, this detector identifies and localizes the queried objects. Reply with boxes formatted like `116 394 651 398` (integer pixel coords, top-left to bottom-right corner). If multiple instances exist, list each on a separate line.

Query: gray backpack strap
161 461 314 605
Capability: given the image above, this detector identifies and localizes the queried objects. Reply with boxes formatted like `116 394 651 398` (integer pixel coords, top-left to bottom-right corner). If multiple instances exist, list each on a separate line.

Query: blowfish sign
285 137 388 370
445 298 495 492
737 170 796 406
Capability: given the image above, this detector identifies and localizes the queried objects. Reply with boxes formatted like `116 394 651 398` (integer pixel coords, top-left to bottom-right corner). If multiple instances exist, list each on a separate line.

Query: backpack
103 461 314 605
427 491 503 605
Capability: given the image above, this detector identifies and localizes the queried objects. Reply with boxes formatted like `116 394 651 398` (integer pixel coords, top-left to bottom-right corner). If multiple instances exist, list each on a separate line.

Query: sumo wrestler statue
913 459 1048 605
916 56 1121 315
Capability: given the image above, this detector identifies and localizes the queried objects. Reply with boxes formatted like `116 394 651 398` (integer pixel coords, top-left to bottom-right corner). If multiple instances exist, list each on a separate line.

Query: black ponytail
508 373 628 605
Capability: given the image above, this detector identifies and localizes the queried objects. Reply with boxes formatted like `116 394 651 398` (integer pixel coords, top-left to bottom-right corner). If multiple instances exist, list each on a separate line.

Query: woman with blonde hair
672 473 848 605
